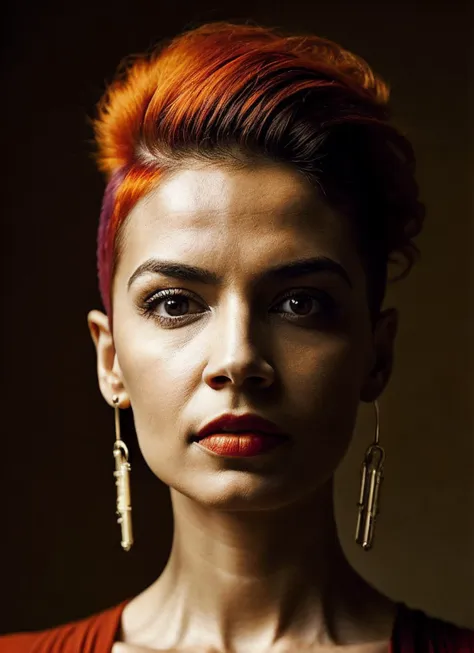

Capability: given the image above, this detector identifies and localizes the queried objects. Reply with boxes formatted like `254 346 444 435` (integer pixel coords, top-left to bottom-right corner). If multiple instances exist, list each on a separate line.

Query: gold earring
355 400 385 551
112 394 133 552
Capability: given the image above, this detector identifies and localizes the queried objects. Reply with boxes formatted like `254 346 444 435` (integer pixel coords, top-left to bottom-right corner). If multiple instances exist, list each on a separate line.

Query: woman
2 19 472 653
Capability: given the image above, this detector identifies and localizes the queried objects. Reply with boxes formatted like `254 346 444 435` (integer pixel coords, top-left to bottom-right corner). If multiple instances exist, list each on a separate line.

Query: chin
167 468 326 513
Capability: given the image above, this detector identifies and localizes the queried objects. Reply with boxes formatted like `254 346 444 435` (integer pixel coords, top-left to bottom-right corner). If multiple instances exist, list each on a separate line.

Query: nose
202 295 275 391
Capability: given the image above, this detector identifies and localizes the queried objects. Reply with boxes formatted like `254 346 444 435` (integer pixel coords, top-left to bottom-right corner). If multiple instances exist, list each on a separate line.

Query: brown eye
284 295 320 316
160 296 191 317
276 293 325 317
140 288 207 325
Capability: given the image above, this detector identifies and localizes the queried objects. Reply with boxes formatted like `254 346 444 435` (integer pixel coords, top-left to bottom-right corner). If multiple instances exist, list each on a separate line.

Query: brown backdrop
1 0 472 635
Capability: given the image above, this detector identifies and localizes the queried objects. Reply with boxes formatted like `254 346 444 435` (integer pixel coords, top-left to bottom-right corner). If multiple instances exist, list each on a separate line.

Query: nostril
208 375 231 388
250 376 268 387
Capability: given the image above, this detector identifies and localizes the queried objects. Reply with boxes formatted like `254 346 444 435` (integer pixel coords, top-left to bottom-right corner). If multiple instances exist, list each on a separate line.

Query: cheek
283 332 366 409
115 335 198 439
281 336 366 462
118 344 199 484
267 338 366 500
118 324 366 443
112 316 370 506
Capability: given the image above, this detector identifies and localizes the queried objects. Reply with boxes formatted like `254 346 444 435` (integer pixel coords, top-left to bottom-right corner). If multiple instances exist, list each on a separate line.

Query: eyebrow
127 256 353 290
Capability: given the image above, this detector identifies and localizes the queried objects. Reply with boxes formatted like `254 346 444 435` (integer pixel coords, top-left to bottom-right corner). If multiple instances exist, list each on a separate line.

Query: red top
0 601 473 652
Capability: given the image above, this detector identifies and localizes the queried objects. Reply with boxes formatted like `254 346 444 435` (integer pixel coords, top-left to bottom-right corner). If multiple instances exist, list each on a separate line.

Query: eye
272 290 334 319
139 288 206 325
138 287 336 328
156 295 194 317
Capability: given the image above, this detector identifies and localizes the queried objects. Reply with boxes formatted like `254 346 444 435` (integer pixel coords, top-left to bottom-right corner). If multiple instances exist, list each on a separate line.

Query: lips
194 413 288 441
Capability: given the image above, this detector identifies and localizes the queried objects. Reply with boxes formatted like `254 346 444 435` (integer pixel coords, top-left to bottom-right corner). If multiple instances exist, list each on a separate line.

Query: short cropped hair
93 20 425 324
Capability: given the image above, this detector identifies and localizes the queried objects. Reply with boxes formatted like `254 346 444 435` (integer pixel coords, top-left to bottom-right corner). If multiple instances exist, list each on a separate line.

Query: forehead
117 162 362 280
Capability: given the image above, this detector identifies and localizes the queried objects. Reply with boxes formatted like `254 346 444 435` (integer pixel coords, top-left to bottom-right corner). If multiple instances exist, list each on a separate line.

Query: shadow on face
88 160 397 512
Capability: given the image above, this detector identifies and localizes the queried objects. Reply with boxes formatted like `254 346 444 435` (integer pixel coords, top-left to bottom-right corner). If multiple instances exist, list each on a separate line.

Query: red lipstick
193 413 290 457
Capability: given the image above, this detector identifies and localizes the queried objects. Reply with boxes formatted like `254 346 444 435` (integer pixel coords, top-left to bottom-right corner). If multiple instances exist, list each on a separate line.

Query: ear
87 310 131 409
360 308 399 403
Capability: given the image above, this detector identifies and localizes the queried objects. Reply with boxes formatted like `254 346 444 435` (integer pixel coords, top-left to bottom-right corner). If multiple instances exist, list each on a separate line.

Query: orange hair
94 20 425 322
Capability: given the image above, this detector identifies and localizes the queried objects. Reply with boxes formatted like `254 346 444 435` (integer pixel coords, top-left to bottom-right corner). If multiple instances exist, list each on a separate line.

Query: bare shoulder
120 585 162 643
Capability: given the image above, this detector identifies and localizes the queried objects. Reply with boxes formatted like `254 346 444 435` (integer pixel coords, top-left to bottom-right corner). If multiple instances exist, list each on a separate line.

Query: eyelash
138 288 336 327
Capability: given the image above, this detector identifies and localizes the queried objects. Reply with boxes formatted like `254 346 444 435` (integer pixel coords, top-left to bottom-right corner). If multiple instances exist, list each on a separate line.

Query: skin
88 160 399 653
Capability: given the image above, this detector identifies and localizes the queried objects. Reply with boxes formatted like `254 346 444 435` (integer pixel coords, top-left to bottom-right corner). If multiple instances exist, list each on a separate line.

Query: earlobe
87 310 130 408
360 308 399 403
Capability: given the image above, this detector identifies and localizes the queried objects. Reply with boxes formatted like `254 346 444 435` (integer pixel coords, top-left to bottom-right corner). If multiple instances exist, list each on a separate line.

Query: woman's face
89 161 396 511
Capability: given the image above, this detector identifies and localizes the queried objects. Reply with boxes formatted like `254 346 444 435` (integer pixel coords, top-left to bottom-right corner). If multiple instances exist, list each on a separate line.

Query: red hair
93 20 425 323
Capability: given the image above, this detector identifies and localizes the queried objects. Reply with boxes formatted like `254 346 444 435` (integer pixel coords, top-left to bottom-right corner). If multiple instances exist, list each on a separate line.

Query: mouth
192 432 290 457
189 413 290 457
191 430 289 442
193 412 289 442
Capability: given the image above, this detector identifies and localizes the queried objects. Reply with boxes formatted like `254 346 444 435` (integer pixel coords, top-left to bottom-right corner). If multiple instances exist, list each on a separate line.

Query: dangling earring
112 394 133 552
355 400 385 551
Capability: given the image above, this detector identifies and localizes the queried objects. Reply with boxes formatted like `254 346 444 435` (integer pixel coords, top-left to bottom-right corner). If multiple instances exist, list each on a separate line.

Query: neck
124 477 396 651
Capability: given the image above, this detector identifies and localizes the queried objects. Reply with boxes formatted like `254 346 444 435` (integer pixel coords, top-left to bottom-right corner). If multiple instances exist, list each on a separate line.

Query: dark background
1 0 473 635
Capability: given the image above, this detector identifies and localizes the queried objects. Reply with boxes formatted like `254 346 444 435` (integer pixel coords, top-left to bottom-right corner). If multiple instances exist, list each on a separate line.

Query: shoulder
0 600 128 653
395 603 474 651
423 614 474 650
